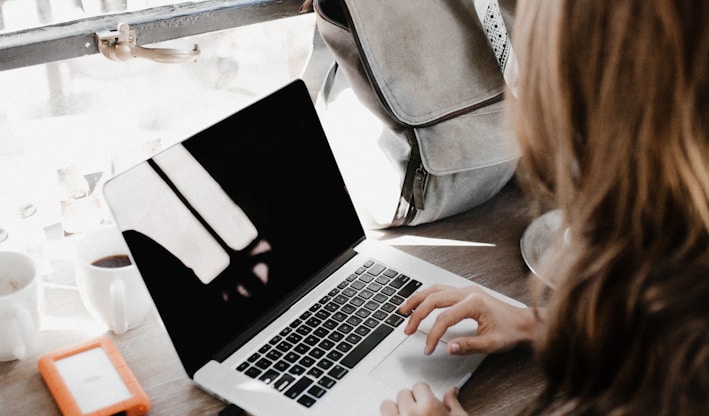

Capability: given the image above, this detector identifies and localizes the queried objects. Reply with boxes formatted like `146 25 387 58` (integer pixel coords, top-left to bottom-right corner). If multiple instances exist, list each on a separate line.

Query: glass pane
0 0 208 34
0 14 315 256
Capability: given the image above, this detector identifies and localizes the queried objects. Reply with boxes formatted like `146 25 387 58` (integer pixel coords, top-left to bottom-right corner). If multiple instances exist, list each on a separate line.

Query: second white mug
74 226 152 334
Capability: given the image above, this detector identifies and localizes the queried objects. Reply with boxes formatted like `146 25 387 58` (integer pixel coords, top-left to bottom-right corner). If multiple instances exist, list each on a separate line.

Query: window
0 0 325 256
0 0 310 70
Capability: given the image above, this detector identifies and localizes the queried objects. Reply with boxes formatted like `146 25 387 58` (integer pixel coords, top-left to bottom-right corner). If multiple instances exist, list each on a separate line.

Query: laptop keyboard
235 259 422 408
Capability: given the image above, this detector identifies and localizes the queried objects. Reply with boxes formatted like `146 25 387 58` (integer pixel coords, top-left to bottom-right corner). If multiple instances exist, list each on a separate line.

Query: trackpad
369 331 485 398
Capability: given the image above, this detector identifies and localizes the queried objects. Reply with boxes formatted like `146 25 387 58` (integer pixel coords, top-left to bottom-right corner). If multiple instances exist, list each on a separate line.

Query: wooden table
0 181 544 415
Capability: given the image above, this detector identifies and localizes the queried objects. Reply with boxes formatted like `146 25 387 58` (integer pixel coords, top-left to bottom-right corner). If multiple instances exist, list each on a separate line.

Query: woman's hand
400 284 537 356
380 383 468 416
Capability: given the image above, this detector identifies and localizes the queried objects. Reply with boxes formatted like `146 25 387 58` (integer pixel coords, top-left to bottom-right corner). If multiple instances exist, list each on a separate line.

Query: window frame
0 0 308 72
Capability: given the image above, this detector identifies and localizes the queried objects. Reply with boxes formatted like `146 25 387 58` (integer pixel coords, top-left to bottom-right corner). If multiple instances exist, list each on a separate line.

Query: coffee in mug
91 254 132 268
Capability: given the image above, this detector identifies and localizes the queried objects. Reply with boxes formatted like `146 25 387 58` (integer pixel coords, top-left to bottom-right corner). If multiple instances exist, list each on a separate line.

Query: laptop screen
104 80 365 376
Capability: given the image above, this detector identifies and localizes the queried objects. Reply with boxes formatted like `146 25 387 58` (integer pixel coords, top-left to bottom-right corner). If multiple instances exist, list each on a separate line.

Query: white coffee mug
74 226 152 334
0 251 40 361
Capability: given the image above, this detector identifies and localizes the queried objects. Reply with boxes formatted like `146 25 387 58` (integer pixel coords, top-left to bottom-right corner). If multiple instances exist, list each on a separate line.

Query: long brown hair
510 0 709 414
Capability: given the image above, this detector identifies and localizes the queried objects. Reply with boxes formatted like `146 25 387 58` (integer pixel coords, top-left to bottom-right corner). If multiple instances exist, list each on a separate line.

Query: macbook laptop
102 79 525 415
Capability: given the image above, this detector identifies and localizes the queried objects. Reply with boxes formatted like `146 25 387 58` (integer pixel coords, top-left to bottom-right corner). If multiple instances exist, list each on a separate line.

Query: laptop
102 79 525 415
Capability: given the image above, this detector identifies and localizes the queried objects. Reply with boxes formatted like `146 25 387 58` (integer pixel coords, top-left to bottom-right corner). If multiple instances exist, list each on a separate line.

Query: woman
381 0 709 415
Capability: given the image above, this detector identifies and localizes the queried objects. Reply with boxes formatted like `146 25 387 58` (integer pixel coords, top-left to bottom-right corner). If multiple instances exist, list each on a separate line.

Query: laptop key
364 300 379 311
317 358 334 370
296 325 313 336
367 263 386 276
327 331 344 342
315 309 331 320
336 342 353 353
294 344 309 355
350 296 365 307
245 367 262 378
299 355 316 367
354 326 371 336
307 367 324 378
297 395 317 408
308 385 326 398
274 360 290 372
373 310 388 320
285 376 314 399
397 280 422 297
385 314 405 327
326 350 343 361
389 274 409 289
274 374 296 392
314 327 329 338
381 286 396 296
359 289 374 299
373 293 388 303
289 364 306 375
306 317 322 327
276 341 293 352
364 318 379 328
284 352 300 363
304 335 320 346
355 308 371 318
350 280 365 290
380 302 396 313
259 369 281 384
375 275 391 285
255 358 273 369
318 376 336 389
340 324 393 369
389 295 405 305
266 350 283 361
309 347 325 359
359 274 374 283
327 365 349 380
383 268 399 278
318 339 335 350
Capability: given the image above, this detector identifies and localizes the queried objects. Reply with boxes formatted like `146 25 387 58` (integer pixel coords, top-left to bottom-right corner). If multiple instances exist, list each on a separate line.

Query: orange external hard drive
38 337 150 416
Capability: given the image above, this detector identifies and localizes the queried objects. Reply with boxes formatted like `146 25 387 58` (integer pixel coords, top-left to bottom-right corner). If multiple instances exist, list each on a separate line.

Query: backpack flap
341 0 506 126
416 100 520 176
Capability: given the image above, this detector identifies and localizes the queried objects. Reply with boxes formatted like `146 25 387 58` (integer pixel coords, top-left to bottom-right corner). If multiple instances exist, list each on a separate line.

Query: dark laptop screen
105 81 365 376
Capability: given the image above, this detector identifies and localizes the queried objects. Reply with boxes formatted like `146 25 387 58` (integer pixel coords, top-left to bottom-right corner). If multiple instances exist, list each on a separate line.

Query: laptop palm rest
369 331 484 398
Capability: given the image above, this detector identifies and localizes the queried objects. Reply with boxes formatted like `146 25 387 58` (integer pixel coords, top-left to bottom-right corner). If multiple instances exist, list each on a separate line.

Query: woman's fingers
380 400 399 416
421 290 487 354
402 285 470 335
380 383 459 416
442 387 467 415
406 284 536 355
